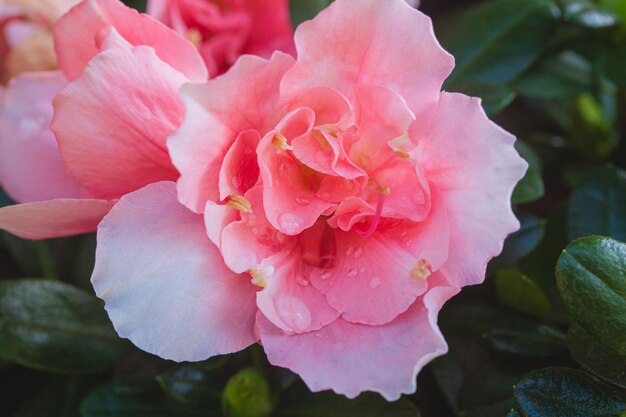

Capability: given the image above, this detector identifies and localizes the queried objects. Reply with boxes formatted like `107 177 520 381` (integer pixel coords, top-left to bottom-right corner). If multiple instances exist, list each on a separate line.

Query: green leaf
556 237 626 355
495 269 551 318
599 0 626 21
559 0 620 29
122 0 146 12
81 385 212 417
290 0 333 27
275 392 421 417
567 322 626 389
484 325 566 358
440 0 558 87
491 216 546 269
451 83 517 116
514 51 593 100
568 167 626 241
514 367 626 416
512 141 545 204
157 366 222 406
222 368 274 417
0 279 125 374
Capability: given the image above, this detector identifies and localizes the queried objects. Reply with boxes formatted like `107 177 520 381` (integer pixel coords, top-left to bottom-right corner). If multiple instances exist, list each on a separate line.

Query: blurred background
1 0 625 416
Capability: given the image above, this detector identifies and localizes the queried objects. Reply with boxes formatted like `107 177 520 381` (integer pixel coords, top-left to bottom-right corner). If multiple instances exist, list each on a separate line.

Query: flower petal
169 52 295 213
416 92 528 287
51 45 184 200
92 181 257 361
0 198 114 239
53 0 206 81
281 0 453 131
0 71 82 203
258 285 458 400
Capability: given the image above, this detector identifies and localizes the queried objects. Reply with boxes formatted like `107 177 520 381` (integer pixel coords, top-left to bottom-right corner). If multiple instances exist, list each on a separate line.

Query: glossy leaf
495 269 551 318
512 141 545 204
290 0 333 27
157 366 222 406
568 167 626 240
514 51 593 100
491 216 546 269
514 367 626 417
441 0 558 87
556 237 626 355
0 280 125 374
275 392 421 417
567 322 626 389
484 325 566 358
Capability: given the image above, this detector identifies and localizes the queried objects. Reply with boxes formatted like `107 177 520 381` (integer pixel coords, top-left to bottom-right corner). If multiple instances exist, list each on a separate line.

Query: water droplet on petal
278 213 303 235
252 227 260 235
279 162 290 178
360 267 366 273
353 247 364 259
294 196 311 205
320 191 331 200
18 116 45 140
347 268 357 278
345 246 355 257
320 270 332 280
369 277 382 289
231 176 242 189
412 189 426 205
275 295 312 332
296 275 310 287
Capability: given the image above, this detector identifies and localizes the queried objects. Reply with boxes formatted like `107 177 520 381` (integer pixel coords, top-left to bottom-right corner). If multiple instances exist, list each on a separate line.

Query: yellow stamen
272 132 292 151
250 265 275 288
378 185 391 196
186 28 202 48
389 131 413 159
411 259 431 281
228 195 252 213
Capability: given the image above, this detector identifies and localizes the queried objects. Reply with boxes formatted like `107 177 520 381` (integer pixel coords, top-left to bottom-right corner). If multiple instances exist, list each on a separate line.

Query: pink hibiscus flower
91 0 527 400
0 0 207 238
146 0 295 77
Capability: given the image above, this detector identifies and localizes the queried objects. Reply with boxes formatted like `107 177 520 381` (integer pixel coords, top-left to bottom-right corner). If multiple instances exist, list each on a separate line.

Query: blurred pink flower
147 0 294 76
0 0 80 82
0 0 207 238
92 0 527 400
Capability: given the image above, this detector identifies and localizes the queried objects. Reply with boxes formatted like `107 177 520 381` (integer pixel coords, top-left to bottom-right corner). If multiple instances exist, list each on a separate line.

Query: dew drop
296 275 310 287
353 247 364 259
369 277 382 289
345 246 355 257
279 162 290 178
252 227 260 236
294 196 311 205
320 270 332 280
278 213 303 235
347 268 357 278
319 191 331 200
275 295 312 332
231 176 242 189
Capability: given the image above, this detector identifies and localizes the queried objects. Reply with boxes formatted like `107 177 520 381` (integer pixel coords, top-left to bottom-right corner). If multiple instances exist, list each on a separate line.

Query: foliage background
1 0 626 416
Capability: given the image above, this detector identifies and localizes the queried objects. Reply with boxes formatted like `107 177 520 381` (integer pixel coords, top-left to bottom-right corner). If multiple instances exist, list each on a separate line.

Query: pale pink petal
256 251 340 333
0 198 114 239
0 71 82 203
204 200 238 248
416 93 527 287
51 45 183 200
169 52 295 213
53 0 206 81
258 285 459 400
281 0 453 133
310 198 449 325
92 181 257 361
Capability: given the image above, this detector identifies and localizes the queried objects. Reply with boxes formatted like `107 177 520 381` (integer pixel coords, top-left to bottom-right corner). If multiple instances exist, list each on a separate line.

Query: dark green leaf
560 0 620 29
512 141 545 204
157 366 222 406
567 322 626 388
81 385 212 417
290 0 333 27
514 367 626 416
458 365 519 408
556 237 626 355
0 279 125 374
484 325 566 358
275 392 420 417
495 269 551 318
15 381 84 417
441 0 558 87
514 51 593 100
491 216 546 269
568 167 626 241
122 0 146 12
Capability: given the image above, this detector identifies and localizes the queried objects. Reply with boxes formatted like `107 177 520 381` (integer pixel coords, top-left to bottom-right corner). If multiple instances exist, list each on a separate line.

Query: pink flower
91 0 527 400
0 0 207 239
147 0 294 77
0 0 80 82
